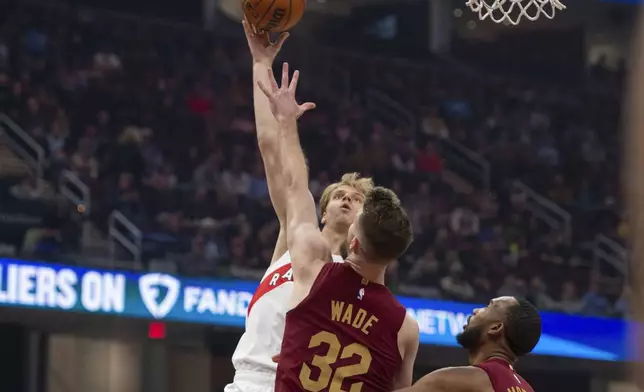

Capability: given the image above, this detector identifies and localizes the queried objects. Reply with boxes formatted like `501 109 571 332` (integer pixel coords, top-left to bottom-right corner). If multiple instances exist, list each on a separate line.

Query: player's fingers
249 21 259 35
274 32 290 50
300 102 316 112
242 20 251 39
266 68 279 91
281 62 289 89
271 354 281 363
297 102 316 119
257 80 273 98
289 70 300 92
257 32 270 46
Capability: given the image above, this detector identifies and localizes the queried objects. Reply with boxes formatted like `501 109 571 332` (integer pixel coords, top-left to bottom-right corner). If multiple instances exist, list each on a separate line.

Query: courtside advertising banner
0 258 628 361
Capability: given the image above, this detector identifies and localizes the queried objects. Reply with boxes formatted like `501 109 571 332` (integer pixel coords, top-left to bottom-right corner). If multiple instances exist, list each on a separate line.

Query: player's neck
469 347 515 366
345 255 387 285
321 226 347 255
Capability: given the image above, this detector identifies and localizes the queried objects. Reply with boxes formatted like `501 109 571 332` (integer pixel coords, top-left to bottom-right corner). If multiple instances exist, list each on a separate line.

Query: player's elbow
284 180 310 208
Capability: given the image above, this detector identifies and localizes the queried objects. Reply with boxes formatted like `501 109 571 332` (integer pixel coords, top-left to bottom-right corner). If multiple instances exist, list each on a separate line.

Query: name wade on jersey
330 300 380 335
247 263 294 315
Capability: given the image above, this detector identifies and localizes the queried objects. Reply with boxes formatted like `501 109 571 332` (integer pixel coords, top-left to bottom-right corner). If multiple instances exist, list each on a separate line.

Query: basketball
243 0 306 32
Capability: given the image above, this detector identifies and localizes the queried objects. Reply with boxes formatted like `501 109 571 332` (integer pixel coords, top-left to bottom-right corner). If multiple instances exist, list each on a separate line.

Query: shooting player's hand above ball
242 19 288 66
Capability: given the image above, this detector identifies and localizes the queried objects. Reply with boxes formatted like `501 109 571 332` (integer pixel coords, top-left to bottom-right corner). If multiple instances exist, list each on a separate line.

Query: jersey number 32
299 331 372 392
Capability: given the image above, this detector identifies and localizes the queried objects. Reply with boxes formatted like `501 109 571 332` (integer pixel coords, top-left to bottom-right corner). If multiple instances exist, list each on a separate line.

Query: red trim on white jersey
247 263 293 316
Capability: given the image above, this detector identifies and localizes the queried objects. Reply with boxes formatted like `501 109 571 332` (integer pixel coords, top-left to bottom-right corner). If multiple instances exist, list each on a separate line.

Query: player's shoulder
402 312 419 335
414 366 492 392
398 312 419 356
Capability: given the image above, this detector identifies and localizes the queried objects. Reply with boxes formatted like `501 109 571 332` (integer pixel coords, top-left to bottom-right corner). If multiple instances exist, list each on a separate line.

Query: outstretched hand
242 19 288 66
257 62 316 121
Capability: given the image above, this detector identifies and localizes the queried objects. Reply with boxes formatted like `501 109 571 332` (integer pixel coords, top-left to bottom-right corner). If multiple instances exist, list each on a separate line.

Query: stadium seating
0 1 627 317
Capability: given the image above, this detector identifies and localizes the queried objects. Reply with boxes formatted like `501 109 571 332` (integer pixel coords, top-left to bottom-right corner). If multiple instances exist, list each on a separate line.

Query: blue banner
0 258 628 361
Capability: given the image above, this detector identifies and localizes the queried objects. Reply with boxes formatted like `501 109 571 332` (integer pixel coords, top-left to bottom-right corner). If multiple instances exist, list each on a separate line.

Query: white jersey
226 251 343 391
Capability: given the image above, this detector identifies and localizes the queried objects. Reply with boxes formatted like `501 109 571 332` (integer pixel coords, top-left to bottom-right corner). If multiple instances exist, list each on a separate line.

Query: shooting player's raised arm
243 21 291 263
256 63 326 286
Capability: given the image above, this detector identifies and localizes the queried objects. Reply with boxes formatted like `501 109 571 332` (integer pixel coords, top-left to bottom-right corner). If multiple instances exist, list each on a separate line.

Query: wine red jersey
475 358 535 392
275 262 407 392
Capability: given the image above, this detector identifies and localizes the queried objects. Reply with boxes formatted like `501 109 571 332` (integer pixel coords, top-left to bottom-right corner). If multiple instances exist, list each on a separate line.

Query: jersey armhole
286 262 337 316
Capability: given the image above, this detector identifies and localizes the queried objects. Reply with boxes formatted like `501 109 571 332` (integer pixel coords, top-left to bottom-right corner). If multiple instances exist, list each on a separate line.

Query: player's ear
349 237 359 254
488 321 504 336
321 212 327 225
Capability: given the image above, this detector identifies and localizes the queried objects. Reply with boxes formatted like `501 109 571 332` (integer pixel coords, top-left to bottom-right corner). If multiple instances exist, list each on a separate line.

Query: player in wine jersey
396 296 542 392
257 63 420 392
225 22 374 392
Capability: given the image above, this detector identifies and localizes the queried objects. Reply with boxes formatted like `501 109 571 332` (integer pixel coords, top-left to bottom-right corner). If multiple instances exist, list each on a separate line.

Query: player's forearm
253 63 280 149
253 63 288 224
277 116 309 196
276 116 319 237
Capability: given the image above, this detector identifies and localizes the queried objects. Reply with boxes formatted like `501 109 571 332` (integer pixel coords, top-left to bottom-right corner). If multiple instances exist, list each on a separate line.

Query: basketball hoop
465 0 566 25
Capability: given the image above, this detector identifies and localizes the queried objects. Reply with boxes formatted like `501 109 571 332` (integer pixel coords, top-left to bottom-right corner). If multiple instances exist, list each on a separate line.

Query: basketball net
465 0 566 25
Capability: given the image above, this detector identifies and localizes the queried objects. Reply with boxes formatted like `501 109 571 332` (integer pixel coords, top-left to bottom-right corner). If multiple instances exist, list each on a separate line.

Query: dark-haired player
396 296 542 392
257 63 420 392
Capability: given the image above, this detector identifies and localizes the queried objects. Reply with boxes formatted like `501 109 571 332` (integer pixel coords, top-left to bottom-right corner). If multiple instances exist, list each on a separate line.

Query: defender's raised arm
257 63 326 286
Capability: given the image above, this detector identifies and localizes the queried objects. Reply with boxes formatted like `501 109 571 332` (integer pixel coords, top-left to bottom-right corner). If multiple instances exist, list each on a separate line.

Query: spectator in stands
46 117 68 162
400 249 442 298
109 172 143 222
497 274 527 299
440 262 475 301
526 276 555 310
421 106 449 139
579 279 611 316
194 153 223 190
556 281 582 314
70 137 99 181
450 204 480 238
416 141 443 179
10 175 42 201
547 174 574 207
144 163 177 191
221 155 251 197
391 141 416 174
248 160 269 200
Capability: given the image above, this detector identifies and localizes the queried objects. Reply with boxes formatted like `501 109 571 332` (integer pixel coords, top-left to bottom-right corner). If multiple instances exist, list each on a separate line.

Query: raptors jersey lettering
276 262 407 392
475 359 535 392
227 251 343 389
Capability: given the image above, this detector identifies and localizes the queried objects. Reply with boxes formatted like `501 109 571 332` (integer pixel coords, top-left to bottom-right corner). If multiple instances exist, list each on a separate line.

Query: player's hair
358 187 413 262
504 298 542 357
319 172 374 216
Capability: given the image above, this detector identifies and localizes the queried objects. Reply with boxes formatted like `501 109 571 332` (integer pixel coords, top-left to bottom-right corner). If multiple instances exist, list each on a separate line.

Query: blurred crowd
0 2 628 317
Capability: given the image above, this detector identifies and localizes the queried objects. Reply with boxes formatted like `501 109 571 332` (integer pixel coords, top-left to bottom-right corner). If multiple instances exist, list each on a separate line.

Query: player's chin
341 214 357 225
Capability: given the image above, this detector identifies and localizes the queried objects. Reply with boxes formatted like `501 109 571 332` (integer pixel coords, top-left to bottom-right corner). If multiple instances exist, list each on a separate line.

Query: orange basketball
243 0 306 32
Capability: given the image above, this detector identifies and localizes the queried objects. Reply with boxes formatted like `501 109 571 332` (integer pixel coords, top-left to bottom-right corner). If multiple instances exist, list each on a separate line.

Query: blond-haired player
224 22 374 392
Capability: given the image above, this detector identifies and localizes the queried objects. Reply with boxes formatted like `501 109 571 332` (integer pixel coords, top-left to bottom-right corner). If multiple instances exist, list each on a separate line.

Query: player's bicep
289 223 329 286
393 315 420 389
